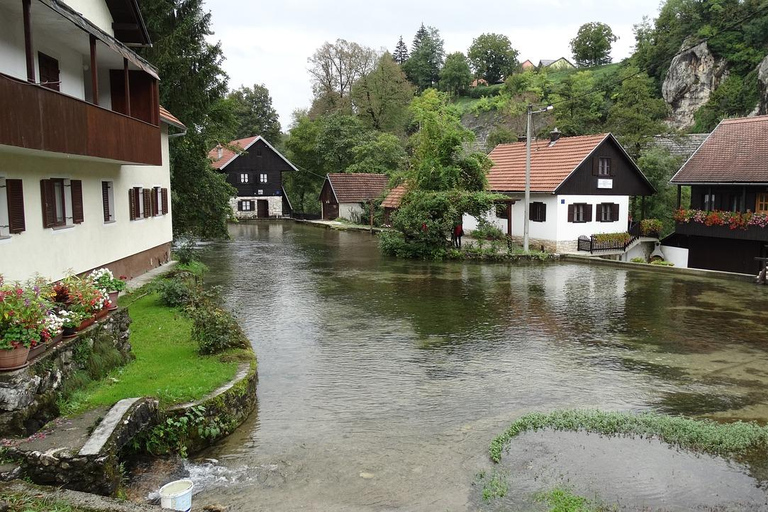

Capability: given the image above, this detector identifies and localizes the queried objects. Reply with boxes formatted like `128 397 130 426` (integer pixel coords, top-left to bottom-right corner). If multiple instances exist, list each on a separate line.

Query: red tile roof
671 115 768 184
208 136 259 170
381 184 408 208
487 133 609 193
159 106 185 130
327 173 389 203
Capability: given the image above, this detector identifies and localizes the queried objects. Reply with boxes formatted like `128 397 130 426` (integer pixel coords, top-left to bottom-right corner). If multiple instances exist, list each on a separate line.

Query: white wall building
0 0 185 282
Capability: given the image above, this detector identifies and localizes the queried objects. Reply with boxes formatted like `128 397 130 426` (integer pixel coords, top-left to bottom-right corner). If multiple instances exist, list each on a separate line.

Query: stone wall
0 310 132 436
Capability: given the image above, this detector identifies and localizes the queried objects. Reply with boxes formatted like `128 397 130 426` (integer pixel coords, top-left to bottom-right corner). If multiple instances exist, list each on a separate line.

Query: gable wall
556 138 653 197
222 139 291 198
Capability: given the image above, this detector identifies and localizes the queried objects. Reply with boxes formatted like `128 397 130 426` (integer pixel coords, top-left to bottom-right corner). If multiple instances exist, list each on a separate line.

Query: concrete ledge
560 253 757 283
0 480 169 511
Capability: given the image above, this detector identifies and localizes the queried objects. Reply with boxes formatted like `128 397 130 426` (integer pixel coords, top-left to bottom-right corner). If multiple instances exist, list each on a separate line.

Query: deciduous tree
439 52 473 97
570 22 618 67
467 33 519 83
308 39 377 113
227 84 281 143
351 53 414 133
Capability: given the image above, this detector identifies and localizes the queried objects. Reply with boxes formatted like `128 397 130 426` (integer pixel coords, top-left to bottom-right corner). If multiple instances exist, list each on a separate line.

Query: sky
203 0 663 131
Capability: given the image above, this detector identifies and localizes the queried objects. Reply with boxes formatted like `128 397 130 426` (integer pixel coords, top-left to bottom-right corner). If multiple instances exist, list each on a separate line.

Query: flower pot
77 316 95 331
0 345 30 371
50 332 64 346
95 308 109 321
108 291 119 311
62 327 78 339
28 342 46 360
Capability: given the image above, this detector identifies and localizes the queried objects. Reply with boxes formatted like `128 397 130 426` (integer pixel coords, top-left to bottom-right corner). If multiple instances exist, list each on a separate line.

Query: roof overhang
218 136 299 172
105 0 151 47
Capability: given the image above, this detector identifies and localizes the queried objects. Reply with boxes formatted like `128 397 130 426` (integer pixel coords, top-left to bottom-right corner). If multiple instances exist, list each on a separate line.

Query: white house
0 0 185 282
319 173 389 222
464 132 655 253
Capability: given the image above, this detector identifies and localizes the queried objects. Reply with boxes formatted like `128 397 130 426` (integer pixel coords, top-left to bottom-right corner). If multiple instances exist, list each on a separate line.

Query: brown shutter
40 179 56 228
143 188 151 218
129 188 136 220
567 204 574 222
592 157 599 176
161 188 168 215
608 158 615 177
612 203 619 222
237 200 242 211
6 179 25 234
585 204 593 222
541 202 546 222
71 180 84 224
152 187 159 216
102 182 110 221
250 200 255 212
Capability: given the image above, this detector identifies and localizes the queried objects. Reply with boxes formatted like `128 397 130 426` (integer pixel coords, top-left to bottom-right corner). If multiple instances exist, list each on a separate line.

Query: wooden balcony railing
0 72 161 166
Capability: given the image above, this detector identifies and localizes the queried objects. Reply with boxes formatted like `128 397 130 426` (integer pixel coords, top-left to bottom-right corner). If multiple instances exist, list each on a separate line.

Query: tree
439 52 473 97
346 133 408 175
550 71 606 135
467 33 519 83
402 24 445 91
138 0 236 238
635 146 685 235
393 36 409 64
351 53 414 133
307 39 377 114
570 22 618 67
607 68 669 158
227 84 281 143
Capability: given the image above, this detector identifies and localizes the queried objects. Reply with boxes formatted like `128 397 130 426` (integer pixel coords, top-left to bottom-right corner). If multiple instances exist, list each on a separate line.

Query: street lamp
524 104 553 252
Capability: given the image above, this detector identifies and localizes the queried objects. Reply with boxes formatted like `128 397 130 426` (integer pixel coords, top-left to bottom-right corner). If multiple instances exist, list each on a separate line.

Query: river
187 222 768 510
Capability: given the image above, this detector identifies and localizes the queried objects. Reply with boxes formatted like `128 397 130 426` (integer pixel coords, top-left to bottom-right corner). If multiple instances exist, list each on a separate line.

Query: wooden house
464 132 655 253
381 184 408 225
520 59 535 71
665 116 768 274
209 136 296 220
320 174 388 221
0 0 184 282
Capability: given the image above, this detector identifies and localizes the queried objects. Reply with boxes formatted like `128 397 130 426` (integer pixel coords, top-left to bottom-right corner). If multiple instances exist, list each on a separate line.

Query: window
256 148 263 157
757 193 768 213
568 203 592 223
1 178 26 237
238 200 253 211
598 158 611 176
240 174 249 184
38 52 60 91
730 195 743 213
41 178 82 228
260 173 268 184
130 186 168 219
102 181 115 222
703 193 716 211
529 202 547 222
598 202 619 222
153 187 162 216
257 189 264 195
129 187 143 220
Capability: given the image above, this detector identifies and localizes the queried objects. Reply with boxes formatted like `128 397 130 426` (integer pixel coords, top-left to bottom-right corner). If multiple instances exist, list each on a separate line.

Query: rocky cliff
757 55 768 116
662 42 728 130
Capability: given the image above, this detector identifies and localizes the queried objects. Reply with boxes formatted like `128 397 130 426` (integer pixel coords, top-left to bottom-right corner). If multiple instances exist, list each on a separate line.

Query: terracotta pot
108 291 119 310
28 342 46 360
95 308 109 321
0 345 30 371
77 316 95 331
62 326 78 339
50 332 64 346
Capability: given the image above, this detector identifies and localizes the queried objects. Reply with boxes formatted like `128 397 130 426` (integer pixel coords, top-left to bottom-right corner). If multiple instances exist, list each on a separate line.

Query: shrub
650 260 674 267
190 305 250 355
630 257 646 263
593 232 631 245
173 236 200 265
153 277 195 308
640 218 663 236
472 219 506 241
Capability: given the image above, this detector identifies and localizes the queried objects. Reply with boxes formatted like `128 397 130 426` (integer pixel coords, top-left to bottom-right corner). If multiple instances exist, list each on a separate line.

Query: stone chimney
549 127 561 144
216 144 223 160
517 136 527 143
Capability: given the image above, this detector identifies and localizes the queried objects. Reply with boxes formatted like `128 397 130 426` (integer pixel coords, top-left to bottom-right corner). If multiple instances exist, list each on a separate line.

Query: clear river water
179 222 768 511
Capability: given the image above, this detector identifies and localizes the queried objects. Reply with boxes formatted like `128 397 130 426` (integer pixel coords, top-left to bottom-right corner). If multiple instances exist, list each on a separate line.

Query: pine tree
394 36 409 64
403 24 444 91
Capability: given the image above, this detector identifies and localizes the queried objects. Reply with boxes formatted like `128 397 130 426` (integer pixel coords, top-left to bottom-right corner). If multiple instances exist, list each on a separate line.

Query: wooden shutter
129 189 136 220
611 203 619 222
142 188 151 218
585 204 593 222
250 200 255 212
102 182 110 221
567 204 574 222
540 202 546 222
6 179 25 234
608 158 614 177
237 200 243 211
71 180 83 224
40 179 56 228
161 188 168 215
592 157 599 176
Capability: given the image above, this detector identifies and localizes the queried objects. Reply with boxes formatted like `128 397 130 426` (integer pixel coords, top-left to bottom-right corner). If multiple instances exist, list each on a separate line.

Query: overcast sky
203 0 663 130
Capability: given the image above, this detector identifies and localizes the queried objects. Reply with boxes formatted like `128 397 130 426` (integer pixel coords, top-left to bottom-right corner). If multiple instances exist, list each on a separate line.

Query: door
323 201 339 220
38 53 60 91
257 200 269 218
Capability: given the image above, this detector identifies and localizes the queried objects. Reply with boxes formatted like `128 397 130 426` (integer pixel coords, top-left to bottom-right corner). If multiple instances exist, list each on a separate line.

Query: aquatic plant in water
489 409 768 463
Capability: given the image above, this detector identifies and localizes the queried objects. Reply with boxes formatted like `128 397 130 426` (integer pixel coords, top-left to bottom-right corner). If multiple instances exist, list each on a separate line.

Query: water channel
187 222 768 510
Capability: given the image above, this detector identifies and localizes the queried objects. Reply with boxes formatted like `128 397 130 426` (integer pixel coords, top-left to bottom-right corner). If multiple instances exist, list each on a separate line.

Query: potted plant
89 268 126 311
60 309 84 338
0 277 52 370
640 219 664 238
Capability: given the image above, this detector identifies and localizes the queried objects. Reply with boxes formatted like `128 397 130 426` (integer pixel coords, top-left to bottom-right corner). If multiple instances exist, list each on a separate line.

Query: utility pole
524 104 553 253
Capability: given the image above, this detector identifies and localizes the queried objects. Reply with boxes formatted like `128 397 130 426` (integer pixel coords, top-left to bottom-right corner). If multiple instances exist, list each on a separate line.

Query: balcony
675 221 768 242
0 72 161 166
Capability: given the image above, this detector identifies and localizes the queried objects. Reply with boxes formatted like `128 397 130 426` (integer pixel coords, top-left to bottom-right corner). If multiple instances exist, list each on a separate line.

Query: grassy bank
490 409 768 463
61 292 242 416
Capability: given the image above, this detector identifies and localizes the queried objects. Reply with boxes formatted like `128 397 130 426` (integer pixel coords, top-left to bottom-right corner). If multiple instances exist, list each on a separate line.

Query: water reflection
192 222 768 510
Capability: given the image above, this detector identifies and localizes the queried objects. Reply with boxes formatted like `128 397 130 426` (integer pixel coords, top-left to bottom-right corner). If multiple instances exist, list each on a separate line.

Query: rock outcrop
662 42 728 129
757 54 768 115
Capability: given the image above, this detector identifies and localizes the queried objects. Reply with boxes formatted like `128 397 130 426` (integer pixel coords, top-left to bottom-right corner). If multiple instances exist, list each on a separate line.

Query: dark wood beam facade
89 35 99 106
123 58 131 117
22 0 35 83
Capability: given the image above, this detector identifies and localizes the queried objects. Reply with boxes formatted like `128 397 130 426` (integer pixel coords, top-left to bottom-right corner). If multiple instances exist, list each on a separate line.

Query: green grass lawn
61 292 241 416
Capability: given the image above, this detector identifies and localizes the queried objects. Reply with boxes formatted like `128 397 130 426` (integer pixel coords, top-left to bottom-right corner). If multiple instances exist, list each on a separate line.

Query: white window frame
259 173 268 183
240 173 249 184
574 203 587 223
155 186 163 216
240 200 252 211
598 157 611 176
0 177 9 238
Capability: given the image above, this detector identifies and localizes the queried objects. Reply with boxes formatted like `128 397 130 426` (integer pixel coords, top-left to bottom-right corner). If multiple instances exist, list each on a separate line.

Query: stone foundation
507 236 560 253
0 310 132 436
231 196 284 220
84 243 172 282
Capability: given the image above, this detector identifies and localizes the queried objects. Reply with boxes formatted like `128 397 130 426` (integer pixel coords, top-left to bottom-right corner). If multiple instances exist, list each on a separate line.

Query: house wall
0 3 26 80
319 180 338 220
660 245 689 268
339 203 365 223
33 28 87 100
0 126 173 282
686 236 765 275
61 0 115 36
222 139 291 199
230 196 283 220
688 184 768 212
556 194 630 241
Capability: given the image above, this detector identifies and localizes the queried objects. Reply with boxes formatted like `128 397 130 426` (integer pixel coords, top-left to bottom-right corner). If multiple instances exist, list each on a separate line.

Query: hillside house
209 136 296 220
538 58 576 71
320 174 388 222
464 132 655 253
520 60 535 71
0 0 185 282
665 116 768 274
